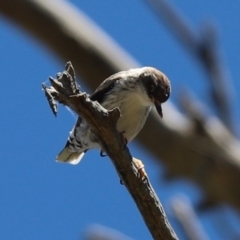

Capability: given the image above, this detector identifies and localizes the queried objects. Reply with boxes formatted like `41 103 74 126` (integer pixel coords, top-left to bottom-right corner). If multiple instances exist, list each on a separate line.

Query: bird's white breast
102 85 152 142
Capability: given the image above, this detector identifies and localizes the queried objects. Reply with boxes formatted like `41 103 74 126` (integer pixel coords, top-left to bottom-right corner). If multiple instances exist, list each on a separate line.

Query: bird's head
140 67 171 118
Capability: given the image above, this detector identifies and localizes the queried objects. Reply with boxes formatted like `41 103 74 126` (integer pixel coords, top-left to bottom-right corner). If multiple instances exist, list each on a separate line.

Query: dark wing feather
61 73 124 155
90 72 123 103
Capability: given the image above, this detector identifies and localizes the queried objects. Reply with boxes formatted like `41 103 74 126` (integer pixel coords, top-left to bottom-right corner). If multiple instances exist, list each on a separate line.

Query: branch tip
42 83 58 116
108 107 121 123
65 61 75 79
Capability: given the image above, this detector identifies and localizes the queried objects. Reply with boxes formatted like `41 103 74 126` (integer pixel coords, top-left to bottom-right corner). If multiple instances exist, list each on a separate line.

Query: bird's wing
56 72 123 162
90 72 123 103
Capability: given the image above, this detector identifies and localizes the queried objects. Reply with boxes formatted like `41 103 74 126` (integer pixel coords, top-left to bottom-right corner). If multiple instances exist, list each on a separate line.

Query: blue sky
0 1 240 239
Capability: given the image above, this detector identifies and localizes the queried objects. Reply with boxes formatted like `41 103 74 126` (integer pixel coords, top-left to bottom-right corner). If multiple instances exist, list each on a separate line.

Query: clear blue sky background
0 1 240 239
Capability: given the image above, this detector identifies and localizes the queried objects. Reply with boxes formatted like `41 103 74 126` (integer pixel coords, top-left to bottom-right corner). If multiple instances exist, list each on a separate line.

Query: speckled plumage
56 67 170 164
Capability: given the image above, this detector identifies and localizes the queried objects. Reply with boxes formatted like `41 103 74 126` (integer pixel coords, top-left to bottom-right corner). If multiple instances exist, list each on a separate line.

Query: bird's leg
133 157 148 181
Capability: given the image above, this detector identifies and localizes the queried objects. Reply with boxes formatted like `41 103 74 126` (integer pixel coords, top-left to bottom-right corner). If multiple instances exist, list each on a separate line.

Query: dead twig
171 195 210 240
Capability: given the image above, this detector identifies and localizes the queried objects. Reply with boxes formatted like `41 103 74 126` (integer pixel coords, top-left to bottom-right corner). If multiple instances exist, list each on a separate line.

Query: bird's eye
150 84 155 92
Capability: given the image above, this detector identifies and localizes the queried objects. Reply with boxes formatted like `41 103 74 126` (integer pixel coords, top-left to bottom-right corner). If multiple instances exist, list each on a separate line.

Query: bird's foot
100 150 107 157
120 179 124 185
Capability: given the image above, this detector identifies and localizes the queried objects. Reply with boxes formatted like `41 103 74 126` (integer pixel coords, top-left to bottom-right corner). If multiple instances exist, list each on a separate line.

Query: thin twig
171 195 210 240
85 224 134 240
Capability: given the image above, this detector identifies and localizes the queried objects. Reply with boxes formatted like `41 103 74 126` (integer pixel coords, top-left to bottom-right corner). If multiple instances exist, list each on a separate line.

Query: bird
56 67 171 165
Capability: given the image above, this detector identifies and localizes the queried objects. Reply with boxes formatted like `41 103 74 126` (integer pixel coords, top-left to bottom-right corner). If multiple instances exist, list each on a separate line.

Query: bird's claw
100 150 107 157
120 179 125 185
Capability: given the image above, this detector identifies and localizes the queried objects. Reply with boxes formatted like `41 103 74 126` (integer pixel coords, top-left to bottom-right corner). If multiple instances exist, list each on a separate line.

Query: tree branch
146 0 234 131
170 195 210 240
0 0 138 88
85 224 134 240
42 62 178 240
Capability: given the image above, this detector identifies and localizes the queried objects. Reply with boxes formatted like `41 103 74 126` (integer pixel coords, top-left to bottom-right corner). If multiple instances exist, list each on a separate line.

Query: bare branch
146 0 234 131
43 62 178 240
171 195 210 240
0 0 138 88
85 224 134 240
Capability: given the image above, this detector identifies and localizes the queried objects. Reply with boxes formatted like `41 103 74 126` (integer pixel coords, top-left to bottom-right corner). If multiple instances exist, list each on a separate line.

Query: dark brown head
140 67 171 118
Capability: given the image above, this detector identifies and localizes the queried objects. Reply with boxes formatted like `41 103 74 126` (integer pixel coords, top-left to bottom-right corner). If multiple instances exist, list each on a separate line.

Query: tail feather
56 147 86 165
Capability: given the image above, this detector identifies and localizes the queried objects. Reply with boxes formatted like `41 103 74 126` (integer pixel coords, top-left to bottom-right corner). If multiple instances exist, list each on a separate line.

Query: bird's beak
154 100 163 118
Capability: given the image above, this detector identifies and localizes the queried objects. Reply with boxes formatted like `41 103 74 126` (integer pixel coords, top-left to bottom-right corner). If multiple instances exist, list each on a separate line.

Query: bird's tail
56 147 86 165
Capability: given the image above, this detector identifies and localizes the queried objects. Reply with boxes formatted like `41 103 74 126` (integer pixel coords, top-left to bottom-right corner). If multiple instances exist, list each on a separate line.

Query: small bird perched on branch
56 67 171 164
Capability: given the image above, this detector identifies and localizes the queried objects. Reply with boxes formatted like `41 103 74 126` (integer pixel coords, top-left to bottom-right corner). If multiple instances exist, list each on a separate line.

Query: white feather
67 152 85 165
